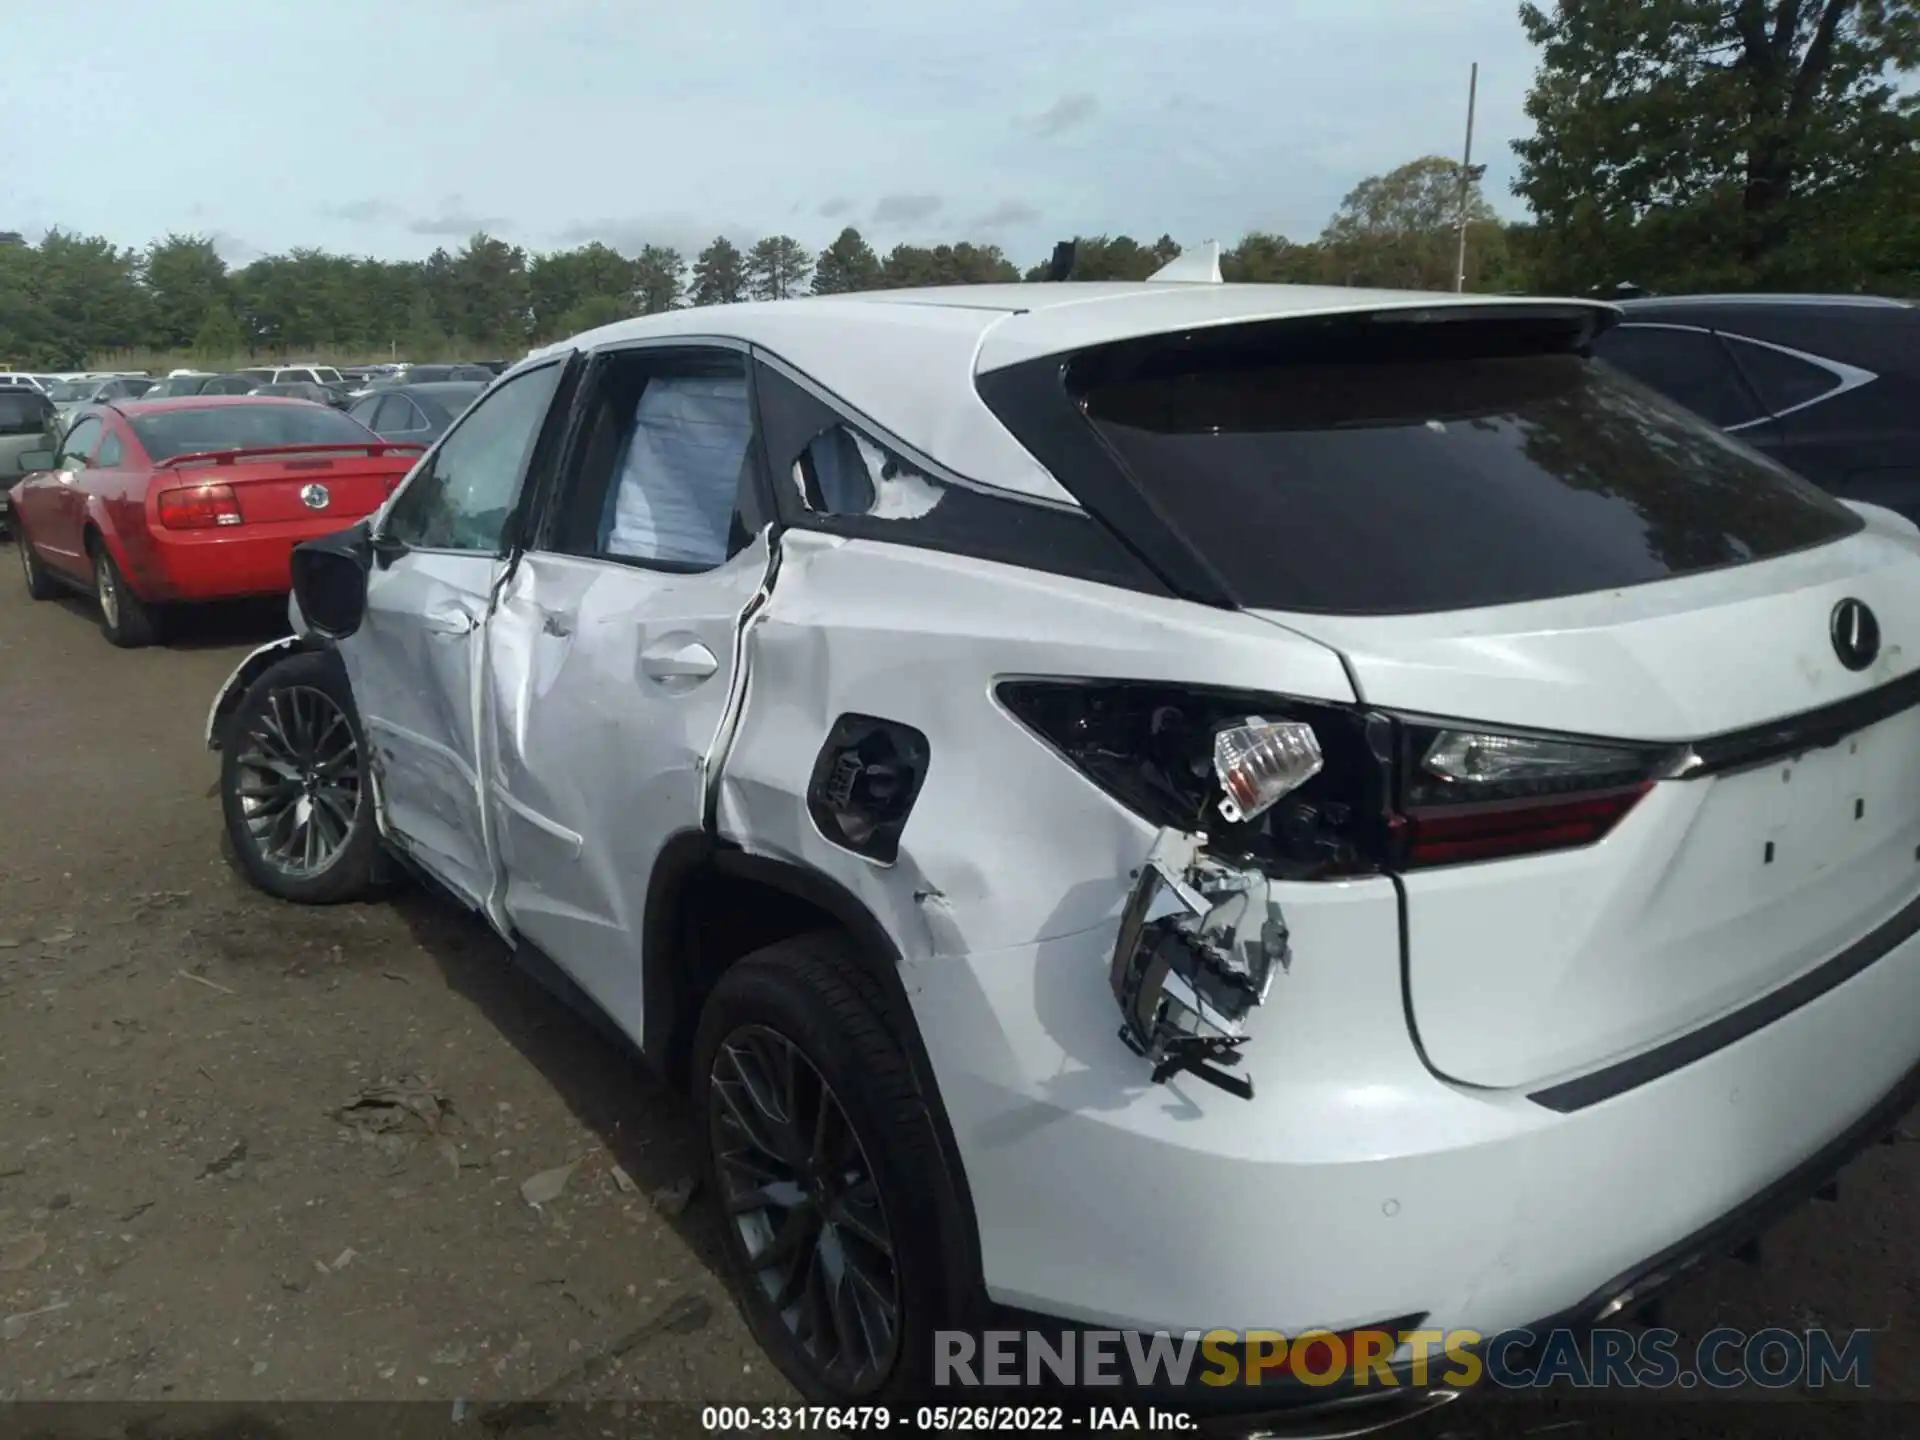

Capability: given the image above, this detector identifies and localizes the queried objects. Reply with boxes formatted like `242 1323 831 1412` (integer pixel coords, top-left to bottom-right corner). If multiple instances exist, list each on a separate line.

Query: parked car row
1591 292 1920 518
8 278 1920 1425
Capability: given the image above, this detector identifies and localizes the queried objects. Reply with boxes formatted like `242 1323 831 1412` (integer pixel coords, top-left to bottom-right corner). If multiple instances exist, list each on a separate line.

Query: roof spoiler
1147 241 1222 284
155 441 427 470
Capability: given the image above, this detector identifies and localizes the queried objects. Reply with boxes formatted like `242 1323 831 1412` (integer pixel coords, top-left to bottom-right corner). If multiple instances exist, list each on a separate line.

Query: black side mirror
371 528 410 570
290 522 374 639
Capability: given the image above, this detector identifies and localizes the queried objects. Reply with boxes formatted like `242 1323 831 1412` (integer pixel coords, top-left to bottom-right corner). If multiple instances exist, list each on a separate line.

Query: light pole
1453 62 1480 293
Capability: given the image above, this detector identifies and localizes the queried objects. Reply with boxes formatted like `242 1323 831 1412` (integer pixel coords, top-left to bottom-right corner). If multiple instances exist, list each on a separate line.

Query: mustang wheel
92 546 161 647
220 650 381 904
18 530 58 600
694 934 968 1403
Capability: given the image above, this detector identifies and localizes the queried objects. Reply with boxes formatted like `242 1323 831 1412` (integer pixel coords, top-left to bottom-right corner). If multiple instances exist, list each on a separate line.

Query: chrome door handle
423 605 477 637
640 638 717 681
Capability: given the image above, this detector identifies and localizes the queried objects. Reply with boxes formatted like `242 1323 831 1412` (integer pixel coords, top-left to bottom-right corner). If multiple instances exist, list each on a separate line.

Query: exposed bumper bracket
1110 827 1290 1101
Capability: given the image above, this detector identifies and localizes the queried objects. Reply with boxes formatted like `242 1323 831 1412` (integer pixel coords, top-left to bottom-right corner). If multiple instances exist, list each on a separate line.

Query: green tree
633 245 686 312
1041 234 1181 281
880 242 1020 287
557 293 635 335
192 300 245 359
1318 156 1502 291
745 235 814 300
1513 0 1920 293
448 233 530 347
811 227 882 293
403 291 448 360
32 230 151 361
690 237 748 306
144 235 230 351
1220 232 1326 283
527 242 635 338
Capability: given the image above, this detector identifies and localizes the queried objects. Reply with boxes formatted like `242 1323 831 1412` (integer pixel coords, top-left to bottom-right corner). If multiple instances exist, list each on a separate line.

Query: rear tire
693 933 966 1404
93 545 161 647
18 528 58 600
220 650 381 905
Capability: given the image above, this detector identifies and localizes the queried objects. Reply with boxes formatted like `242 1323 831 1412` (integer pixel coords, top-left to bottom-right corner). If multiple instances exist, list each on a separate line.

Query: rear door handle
640 638 717 682
423 604 477 637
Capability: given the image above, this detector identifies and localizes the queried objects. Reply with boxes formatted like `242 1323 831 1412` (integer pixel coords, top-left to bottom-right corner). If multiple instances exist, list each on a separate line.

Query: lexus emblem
299 483 331 511
1831 597 1880 672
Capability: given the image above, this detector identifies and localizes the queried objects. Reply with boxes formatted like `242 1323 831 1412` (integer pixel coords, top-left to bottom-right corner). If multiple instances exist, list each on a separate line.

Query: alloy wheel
708 1023 902 1392
95 556 119 629
233 685 363 876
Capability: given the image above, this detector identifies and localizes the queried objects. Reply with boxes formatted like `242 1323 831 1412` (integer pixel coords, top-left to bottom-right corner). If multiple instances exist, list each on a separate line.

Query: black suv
1590 294 1920 520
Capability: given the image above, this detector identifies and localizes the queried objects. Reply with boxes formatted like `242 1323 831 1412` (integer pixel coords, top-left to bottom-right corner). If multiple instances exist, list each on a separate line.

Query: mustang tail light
158 483 244 529
997 679 1682 875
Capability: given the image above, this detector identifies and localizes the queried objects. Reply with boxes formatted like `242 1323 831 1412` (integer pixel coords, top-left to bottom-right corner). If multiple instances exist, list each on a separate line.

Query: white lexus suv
206 260 1920 1426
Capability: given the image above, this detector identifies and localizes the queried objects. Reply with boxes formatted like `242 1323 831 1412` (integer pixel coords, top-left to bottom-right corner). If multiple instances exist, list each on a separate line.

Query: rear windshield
1068 315 1862 614
129 403 375 460
45 380 91 401
0 392 52 434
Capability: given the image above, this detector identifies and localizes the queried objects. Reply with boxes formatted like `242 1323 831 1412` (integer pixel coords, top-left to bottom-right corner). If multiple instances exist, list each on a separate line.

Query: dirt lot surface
0 556 1915 1436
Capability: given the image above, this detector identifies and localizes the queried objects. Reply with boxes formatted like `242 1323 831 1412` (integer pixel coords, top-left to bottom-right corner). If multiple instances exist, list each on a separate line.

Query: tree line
0 157 1528 369
0 0 1911 370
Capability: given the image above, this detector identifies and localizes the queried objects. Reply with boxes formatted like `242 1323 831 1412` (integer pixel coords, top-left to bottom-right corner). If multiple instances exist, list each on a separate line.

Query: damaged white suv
207 267 1920 1424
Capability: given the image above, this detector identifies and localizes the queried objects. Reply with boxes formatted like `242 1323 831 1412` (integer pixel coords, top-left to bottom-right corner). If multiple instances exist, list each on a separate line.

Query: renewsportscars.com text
934 1326 1873 1391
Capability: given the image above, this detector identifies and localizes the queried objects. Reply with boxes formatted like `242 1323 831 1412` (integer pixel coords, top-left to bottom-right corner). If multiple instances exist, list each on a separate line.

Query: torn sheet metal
711 528 1356 966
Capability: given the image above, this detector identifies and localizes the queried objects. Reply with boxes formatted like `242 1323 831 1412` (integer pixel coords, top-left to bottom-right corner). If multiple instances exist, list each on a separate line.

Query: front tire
220 650 381 904
93 545 161 647
18 528 58 600
694 934 965 1404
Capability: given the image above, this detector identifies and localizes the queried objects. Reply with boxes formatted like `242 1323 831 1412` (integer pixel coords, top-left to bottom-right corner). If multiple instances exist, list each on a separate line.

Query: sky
3 0 1541 269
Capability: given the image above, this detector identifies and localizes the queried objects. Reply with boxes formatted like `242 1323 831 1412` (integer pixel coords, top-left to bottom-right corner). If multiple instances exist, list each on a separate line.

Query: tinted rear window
130 403 376 460
0 392 52 433
1068 317 1860 614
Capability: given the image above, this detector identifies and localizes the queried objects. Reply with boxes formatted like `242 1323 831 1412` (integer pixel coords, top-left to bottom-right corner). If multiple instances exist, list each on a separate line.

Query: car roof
518 281 1615 505
1618 293 1914 316
388 380 485 396
113 395 322 414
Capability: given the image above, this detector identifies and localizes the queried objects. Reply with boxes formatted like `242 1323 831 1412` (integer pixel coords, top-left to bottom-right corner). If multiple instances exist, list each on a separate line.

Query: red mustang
8 397 423 647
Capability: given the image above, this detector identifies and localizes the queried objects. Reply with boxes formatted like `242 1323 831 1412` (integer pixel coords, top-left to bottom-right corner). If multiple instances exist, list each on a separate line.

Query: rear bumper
909 876 1920 1347
980 1053 1920 1429
134 515 371 602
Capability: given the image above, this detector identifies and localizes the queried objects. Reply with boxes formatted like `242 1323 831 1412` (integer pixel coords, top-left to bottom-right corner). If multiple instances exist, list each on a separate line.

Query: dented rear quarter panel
714 529 1361 963
714 529 1467 1333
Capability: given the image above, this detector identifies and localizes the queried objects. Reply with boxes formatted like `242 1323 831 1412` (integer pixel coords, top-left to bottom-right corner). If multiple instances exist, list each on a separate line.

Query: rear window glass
129 403 376 460
1069 317 1861 614
0 392 52 433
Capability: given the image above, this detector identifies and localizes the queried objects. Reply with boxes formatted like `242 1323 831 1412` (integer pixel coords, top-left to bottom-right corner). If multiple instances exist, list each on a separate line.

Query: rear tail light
998 680 1682 875
158 483 243 529
1398 724 1674 866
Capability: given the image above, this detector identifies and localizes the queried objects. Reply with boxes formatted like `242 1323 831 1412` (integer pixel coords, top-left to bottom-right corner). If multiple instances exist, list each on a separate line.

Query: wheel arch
79 500 134 574
205 634 335 752
642 830 987 1313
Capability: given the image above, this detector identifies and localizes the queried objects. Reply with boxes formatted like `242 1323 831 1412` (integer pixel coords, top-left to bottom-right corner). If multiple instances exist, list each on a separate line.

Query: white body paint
208 282 1920 1350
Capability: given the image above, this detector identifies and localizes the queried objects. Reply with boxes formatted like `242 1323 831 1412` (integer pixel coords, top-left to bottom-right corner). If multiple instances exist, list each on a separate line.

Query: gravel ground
0 554 1914 1437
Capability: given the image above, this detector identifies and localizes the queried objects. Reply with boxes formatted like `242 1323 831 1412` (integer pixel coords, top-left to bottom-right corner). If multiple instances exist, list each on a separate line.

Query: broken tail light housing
997 680 1682 873
157 483 243 529
996 680 1394 879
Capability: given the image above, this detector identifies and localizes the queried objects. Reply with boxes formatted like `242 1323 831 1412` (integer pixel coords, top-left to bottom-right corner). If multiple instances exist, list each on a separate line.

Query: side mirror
16 449 54 472
290 521 374 640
